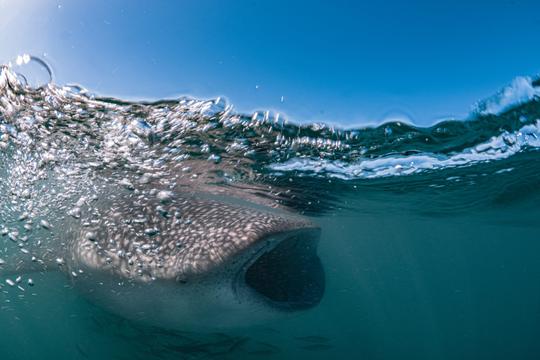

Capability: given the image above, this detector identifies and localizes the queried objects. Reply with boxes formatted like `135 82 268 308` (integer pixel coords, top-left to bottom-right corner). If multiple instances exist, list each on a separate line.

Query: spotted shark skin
72 190 317 282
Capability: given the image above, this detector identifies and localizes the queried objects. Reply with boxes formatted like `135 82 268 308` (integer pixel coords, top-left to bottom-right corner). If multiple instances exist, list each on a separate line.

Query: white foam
475 76 540 115
269 121 540 180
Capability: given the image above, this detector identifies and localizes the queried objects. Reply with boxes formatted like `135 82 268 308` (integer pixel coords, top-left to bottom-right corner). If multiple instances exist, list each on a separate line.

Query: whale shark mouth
241 229 325 311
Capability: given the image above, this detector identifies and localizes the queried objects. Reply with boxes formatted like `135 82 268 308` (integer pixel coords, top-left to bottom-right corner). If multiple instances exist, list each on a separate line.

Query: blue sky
1 0 539 126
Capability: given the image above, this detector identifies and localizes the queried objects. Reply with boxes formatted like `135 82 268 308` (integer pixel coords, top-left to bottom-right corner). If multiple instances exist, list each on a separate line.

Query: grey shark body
0 67 325 329
73 190 324 328
0 159 325 329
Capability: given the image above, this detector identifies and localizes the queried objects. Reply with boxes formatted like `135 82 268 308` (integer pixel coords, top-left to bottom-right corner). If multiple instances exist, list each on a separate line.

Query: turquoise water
1 61 540 359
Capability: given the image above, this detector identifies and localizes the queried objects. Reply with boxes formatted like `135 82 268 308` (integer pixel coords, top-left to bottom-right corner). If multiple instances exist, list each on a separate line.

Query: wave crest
1 62 540 183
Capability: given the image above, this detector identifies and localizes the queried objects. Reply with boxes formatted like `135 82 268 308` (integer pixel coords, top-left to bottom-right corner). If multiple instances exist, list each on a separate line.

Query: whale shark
0 156 325 329
0 65 325 329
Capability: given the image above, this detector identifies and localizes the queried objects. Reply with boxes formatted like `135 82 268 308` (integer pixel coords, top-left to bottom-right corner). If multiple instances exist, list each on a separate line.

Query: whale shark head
69 190 325 328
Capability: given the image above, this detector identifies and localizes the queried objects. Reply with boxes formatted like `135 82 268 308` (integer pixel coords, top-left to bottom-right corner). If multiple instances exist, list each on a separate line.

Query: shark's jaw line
233 228 324 311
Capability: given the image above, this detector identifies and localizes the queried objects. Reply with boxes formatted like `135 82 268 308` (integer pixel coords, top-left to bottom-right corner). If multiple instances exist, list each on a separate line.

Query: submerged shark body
0 157 325 329
0 66 325 329
73 190 324 328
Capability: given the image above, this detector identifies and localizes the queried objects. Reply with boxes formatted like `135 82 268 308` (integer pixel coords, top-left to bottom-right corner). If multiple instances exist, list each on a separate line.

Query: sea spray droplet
138 174 152 184
40 220 51 229
20 189 31 199
11 54 53 88
68 207 81 219
207 154 221 163
75 197 87 207
144 228 159 236
157 190 173 203
119 178 135 190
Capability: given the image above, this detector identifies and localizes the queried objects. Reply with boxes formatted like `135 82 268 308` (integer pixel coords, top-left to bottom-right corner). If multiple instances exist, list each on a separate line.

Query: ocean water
1 59 540 359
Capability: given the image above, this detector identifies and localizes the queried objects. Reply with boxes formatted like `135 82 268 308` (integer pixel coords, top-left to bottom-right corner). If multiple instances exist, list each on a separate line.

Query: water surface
1 62 540 359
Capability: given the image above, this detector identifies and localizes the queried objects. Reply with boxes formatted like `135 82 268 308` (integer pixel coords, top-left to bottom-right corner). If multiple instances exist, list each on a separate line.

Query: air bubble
10 54 53 88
